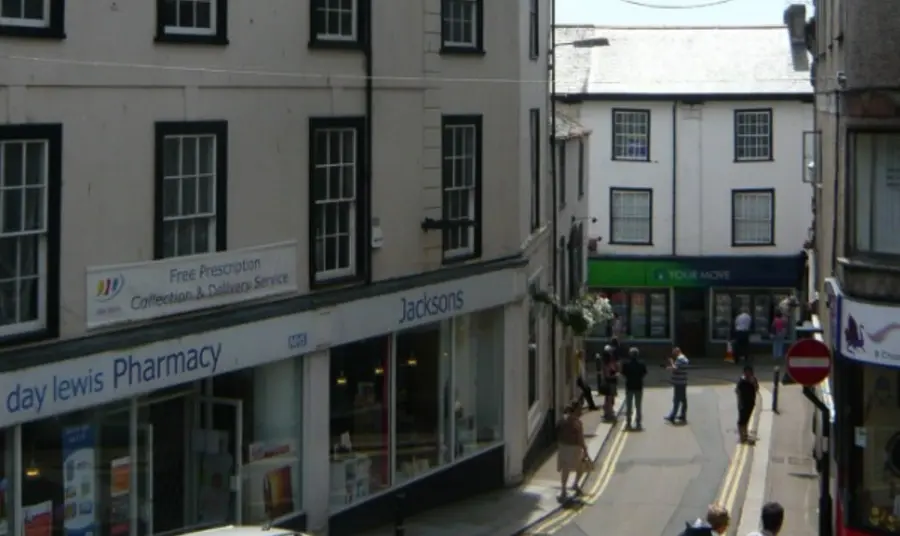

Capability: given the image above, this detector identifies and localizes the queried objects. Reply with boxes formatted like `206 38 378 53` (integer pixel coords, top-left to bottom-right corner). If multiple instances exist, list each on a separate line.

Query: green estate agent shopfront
586 255 806 359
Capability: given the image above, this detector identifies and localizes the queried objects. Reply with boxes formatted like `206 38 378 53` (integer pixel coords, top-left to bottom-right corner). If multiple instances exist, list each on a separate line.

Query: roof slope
555 25 812 96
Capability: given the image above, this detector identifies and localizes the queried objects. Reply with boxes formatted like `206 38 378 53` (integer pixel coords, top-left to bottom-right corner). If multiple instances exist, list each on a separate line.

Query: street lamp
556 37 610 49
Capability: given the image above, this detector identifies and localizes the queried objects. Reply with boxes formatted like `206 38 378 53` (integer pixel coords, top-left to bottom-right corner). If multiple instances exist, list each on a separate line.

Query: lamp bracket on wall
420 218 475 233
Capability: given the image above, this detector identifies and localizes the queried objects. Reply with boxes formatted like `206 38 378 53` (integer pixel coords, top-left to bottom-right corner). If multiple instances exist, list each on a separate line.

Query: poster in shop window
61 425 96 536
109 457 131 536
22 500 52 536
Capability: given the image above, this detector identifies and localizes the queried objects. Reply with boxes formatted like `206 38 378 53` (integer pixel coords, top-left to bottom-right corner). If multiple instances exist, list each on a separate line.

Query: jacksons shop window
837 359 900 534
327 310 504 511
710 289 795 342
586 289 670 340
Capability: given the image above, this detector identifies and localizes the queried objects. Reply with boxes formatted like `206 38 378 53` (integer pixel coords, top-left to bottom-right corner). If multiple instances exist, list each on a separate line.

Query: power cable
616 0 740 9
0 53 810 86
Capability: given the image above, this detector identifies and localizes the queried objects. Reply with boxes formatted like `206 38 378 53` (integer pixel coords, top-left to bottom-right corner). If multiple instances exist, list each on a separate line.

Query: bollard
395 492 406 536
772 366 780 414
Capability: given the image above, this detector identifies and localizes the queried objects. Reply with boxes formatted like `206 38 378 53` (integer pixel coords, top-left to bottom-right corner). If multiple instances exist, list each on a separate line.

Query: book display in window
649 293 668 338
629 293 647 338
713 293 732 340
752 295 771 341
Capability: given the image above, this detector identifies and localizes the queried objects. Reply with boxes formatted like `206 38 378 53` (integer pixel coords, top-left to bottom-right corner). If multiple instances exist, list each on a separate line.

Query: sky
556 0 812 26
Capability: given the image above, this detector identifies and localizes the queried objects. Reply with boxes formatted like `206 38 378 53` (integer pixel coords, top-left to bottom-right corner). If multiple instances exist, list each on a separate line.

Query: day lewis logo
844 314 900 354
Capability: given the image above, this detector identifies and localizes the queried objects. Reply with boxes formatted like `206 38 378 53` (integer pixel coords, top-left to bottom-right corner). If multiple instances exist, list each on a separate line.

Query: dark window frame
528 0 539 60
0 123 62 348
309 0 367 50
608 187 653 246
308 116 368 289
845 129 900 262
558 141 567 209
733 108 774 163
440 0 484 55
441 114 483 264
577 138 585 199
730 187 775 247
155 0 229 45
529 108 541 231
611 108 651 162
153 120 229 260
0 0 65 39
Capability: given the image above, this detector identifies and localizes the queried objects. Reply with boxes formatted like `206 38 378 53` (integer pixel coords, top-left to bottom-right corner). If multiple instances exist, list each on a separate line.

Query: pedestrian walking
745 501 784 535
770 310 787 361
665 347 689 424
621 347 647 430
736 365 759 444
575 350 598 411
556 400 590 502
680 504 730 535
733 308 753 365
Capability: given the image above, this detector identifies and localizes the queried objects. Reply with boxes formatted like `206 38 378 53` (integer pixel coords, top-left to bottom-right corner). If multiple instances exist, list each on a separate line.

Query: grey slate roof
554 111 591 139
554 25 812 96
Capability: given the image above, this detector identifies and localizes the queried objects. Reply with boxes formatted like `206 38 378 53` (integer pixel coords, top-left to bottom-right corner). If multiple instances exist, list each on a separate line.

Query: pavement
353 361 822 536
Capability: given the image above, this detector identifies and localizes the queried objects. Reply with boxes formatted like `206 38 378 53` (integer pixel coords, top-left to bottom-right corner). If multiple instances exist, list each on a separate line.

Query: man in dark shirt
621 347 648 430
736 366 759 444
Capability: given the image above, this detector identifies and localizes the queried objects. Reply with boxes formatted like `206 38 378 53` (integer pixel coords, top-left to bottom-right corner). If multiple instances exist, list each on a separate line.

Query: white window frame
442 121 478 259
0 139 49 339
612 109 650 161
163 0 216 37
732 190 774 246
314 0 358 41
734 109 773 162
442 0 479 48
160 134 218 258
312 127 358 282
610 188 652 245
0 0 49 28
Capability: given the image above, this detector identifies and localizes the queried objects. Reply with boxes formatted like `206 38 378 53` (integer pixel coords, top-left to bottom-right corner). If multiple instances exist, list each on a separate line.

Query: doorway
676 289 707 357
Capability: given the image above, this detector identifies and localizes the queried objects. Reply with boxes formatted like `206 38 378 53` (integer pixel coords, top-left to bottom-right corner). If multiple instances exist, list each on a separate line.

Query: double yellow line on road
526 424 629 534
715 405 758 516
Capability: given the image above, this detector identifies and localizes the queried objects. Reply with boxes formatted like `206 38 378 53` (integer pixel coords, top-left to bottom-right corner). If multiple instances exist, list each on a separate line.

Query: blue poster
61 425 96 536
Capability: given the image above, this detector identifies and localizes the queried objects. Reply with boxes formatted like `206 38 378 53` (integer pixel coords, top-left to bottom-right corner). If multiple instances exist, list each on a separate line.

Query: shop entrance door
189 397 244 528
676 289 707 357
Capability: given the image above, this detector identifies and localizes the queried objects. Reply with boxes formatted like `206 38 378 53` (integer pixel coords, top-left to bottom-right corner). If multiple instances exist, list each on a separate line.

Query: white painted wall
576 99 814 257
0 0 552 340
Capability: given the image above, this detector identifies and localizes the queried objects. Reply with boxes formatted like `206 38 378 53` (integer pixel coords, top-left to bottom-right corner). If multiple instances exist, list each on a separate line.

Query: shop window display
329 336 391 510
711 290 794 341
0 431 9 536
587 289 669 339
856 365 900 533
456 310 503 453
395 323 447 483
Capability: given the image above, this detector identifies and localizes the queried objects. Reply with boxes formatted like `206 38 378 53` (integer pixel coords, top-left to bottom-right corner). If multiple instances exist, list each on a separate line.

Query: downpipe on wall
670 102 677 255
364 0 374 285
829 91 840 276
549 0 559 423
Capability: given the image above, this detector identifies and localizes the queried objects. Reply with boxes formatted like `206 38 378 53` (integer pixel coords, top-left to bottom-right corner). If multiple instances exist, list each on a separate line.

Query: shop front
586 255 803 358
833 290 900 536
0 265 525 536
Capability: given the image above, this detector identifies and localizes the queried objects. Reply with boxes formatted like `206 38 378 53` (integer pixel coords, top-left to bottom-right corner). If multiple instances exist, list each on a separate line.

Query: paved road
529 375 756 536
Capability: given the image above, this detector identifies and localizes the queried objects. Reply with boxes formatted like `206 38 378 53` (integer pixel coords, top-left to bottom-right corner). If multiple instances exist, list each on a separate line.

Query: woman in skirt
557 400 589 501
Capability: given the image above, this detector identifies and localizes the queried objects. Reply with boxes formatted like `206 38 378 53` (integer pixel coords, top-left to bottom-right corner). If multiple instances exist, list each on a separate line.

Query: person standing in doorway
736 366 759 444
556 401 589 501
611 313 625 340
621 347 648 430
770 311 787 361
733 308 753 365
576 350 598 411
665 347 690 424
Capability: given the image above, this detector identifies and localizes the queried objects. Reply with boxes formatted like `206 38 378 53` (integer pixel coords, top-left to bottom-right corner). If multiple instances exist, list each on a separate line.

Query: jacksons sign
86 242 298 329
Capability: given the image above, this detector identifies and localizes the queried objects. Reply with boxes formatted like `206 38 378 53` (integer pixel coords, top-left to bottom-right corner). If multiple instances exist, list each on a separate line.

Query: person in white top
745 501 784 536
733 309 753 365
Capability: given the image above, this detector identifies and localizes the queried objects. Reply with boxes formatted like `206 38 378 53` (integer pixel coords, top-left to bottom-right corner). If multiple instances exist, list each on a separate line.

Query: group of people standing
682 501 786 535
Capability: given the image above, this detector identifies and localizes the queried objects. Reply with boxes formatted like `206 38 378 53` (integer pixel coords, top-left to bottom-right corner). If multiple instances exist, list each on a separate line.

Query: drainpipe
363 0 374 284
549 0 559 422
671 102 678 255
829 91 840 276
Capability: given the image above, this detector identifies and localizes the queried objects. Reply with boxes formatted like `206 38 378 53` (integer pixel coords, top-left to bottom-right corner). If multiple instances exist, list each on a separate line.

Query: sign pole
803 386 833 536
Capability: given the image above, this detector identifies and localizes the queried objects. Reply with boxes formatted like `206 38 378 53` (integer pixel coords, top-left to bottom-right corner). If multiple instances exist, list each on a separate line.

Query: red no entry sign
785 338 832 386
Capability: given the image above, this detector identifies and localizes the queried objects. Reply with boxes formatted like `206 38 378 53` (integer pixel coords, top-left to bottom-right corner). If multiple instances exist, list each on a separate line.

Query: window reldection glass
852 132 900 256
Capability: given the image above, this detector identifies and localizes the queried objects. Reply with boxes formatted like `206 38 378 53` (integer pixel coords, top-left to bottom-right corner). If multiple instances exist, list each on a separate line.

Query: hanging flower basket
531 290 614 336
